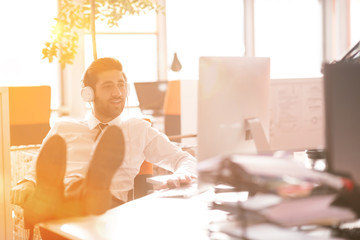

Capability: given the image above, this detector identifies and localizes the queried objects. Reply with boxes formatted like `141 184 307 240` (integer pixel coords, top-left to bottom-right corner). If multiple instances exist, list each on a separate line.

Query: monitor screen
134 81 168 116
197 57 270 162
269 78 325 151
324 63 360 185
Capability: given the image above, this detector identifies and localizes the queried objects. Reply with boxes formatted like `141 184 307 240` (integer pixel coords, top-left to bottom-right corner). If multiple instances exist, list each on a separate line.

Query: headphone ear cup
81 86 94 102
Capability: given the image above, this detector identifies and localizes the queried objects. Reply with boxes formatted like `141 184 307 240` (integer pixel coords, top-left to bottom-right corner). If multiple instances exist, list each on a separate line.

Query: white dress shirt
25 113 197 202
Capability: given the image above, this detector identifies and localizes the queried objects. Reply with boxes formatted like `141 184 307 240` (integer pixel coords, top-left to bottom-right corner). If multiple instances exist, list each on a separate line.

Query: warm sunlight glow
166 0 245 80
84 34 157 107
254 0 322 78
51 21 65 41
95 12 157 33
351 0 360 45
0 0 59 109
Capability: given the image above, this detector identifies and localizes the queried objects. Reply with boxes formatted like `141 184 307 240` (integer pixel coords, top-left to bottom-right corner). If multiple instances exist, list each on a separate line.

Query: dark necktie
94 123 108 141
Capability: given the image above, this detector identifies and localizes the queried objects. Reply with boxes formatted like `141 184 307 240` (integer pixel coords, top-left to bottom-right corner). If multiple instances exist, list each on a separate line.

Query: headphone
81 72 130 102
81 84 130 102
81 86 95 102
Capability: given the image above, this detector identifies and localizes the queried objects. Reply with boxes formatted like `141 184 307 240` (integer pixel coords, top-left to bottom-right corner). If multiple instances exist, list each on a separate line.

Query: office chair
9 86 51 146
8 86 51 240
133 160 153 199
163 80 181 140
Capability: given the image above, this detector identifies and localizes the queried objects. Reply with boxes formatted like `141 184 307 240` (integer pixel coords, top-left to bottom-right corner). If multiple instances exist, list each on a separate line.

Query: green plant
42 0 164 69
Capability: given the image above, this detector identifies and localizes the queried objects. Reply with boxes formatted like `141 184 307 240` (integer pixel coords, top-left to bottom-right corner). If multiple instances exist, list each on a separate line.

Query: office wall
180 80 198 146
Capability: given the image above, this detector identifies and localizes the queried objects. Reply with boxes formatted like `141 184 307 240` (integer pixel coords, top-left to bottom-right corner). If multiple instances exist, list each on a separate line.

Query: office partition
0 87 13 239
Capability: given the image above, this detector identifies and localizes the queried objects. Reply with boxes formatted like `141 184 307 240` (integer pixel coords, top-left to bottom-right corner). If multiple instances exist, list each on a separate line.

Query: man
10 57 197 225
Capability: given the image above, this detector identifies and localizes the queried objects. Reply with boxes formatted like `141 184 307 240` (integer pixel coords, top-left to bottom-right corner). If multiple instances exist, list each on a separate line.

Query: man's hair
82 57 126 88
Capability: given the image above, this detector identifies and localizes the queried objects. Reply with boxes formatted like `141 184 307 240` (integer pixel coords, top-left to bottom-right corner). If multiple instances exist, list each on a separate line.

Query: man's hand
160 174 197 189
10 181 35 206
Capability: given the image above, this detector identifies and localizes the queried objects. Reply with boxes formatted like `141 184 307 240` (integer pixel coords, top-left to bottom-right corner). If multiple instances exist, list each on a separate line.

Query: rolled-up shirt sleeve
142 128 197 176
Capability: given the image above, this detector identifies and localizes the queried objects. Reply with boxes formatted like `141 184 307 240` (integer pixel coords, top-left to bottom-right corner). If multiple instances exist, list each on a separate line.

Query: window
84 12 158 107
350 0 360 46
85 35 158 82
254 0 322 78
0 0 59 109
166 0 245 80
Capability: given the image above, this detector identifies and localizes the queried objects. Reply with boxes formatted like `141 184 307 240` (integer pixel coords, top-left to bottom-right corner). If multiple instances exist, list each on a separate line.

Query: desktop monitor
269 77 325 151
197 56 270 162
134 81 168 116
323 63 360 184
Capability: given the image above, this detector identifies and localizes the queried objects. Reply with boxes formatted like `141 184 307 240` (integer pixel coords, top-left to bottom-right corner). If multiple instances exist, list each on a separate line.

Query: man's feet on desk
23 135 67 227
84 125 125 215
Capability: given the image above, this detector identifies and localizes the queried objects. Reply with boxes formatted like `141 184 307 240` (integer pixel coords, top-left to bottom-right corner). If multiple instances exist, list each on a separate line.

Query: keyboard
156 183 198 198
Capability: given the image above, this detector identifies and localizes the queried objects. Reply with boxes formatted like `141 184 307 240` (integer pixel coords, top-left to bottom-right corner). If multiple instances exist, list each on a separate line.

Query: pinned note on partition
269 78 325 151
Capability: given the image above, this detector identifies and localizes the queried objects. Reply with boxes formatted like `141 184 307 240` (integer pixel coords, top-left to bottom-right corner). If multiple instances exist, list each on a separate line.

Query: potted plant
42 0 163 68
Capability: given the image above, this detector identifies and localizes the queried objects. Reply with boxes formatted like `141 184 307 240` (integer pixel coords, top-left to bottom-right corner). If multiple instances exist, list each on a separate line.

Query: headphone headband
81 83 130 102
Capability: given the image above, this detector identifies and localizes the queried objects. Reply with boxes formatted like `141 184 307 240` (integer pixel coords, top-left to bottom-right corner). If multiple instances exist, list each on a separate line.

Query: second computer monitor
197 56 270 162
134 81 168 116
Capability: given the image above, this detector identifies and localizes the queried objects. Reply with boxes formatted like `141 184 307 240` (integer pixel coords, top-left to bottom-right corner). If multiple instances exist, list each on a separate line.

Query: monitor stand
246 118 270 153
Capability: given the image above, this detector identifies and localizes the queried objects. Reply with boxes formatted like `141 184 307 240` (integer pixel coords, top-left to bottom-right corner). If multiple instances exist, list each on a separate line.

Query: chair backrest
8 86 51 146
133 161 153 199
163 80 181 140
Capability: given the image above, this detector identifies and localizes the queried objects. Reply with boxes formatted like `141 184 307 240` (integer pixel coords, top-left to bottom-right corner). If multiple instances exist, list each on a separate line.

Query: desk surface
39 191 213 240
39 189 347 240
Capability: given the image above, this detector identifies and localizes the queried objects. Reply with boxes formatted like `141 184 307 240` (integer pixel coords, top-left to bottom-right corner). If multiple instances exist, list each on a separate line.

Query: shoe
23 135 67 226
84 125 125 215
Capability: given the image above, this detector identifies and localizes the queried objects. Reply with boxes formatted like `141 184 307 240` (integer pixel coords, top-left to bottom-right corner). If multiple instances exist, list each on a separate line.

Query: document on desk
198 154 344 190
147 175 199 198
260 194 356 227
216 222 337 240
218 223 342 240
155 183 199 198
212 192 356 227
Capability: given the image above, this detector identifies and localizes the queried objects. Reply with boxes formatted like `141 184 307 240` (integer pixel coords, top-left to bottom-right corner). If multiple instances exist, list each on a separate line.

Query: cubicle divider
9 86 51 146
163 80 198 147
0 87 13 240
163 80 181 140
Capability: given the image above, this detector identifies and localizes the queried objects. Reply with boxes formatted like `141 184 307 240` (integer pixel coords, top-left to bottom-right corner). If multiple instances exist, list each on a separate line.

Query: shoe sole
36 135 67 189
85 125 125 214
24 134 67 225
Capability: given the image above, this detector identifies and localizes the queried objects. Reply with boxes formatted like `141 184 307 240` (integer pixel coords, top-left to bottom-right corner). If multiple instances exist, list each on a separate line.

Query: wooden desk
38 191 213 240
38 189 346 240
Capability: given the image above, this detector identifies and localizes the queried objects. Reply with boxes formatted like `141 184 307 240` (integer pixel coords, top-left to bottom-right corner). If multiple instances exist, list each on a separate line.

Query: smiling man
92 68 127 122
10 57 197 226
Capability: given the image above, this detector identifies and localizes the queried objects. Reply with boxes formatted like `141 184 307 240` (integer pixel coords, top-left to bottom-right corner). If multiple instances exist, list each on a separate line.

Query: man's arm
143 131 197 189
161 173 196 189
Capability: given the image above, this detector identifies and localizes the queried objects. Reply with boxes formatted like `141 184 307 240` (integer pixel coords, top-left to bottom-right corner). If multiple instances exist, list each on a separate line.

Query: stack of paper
199 154 356 227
